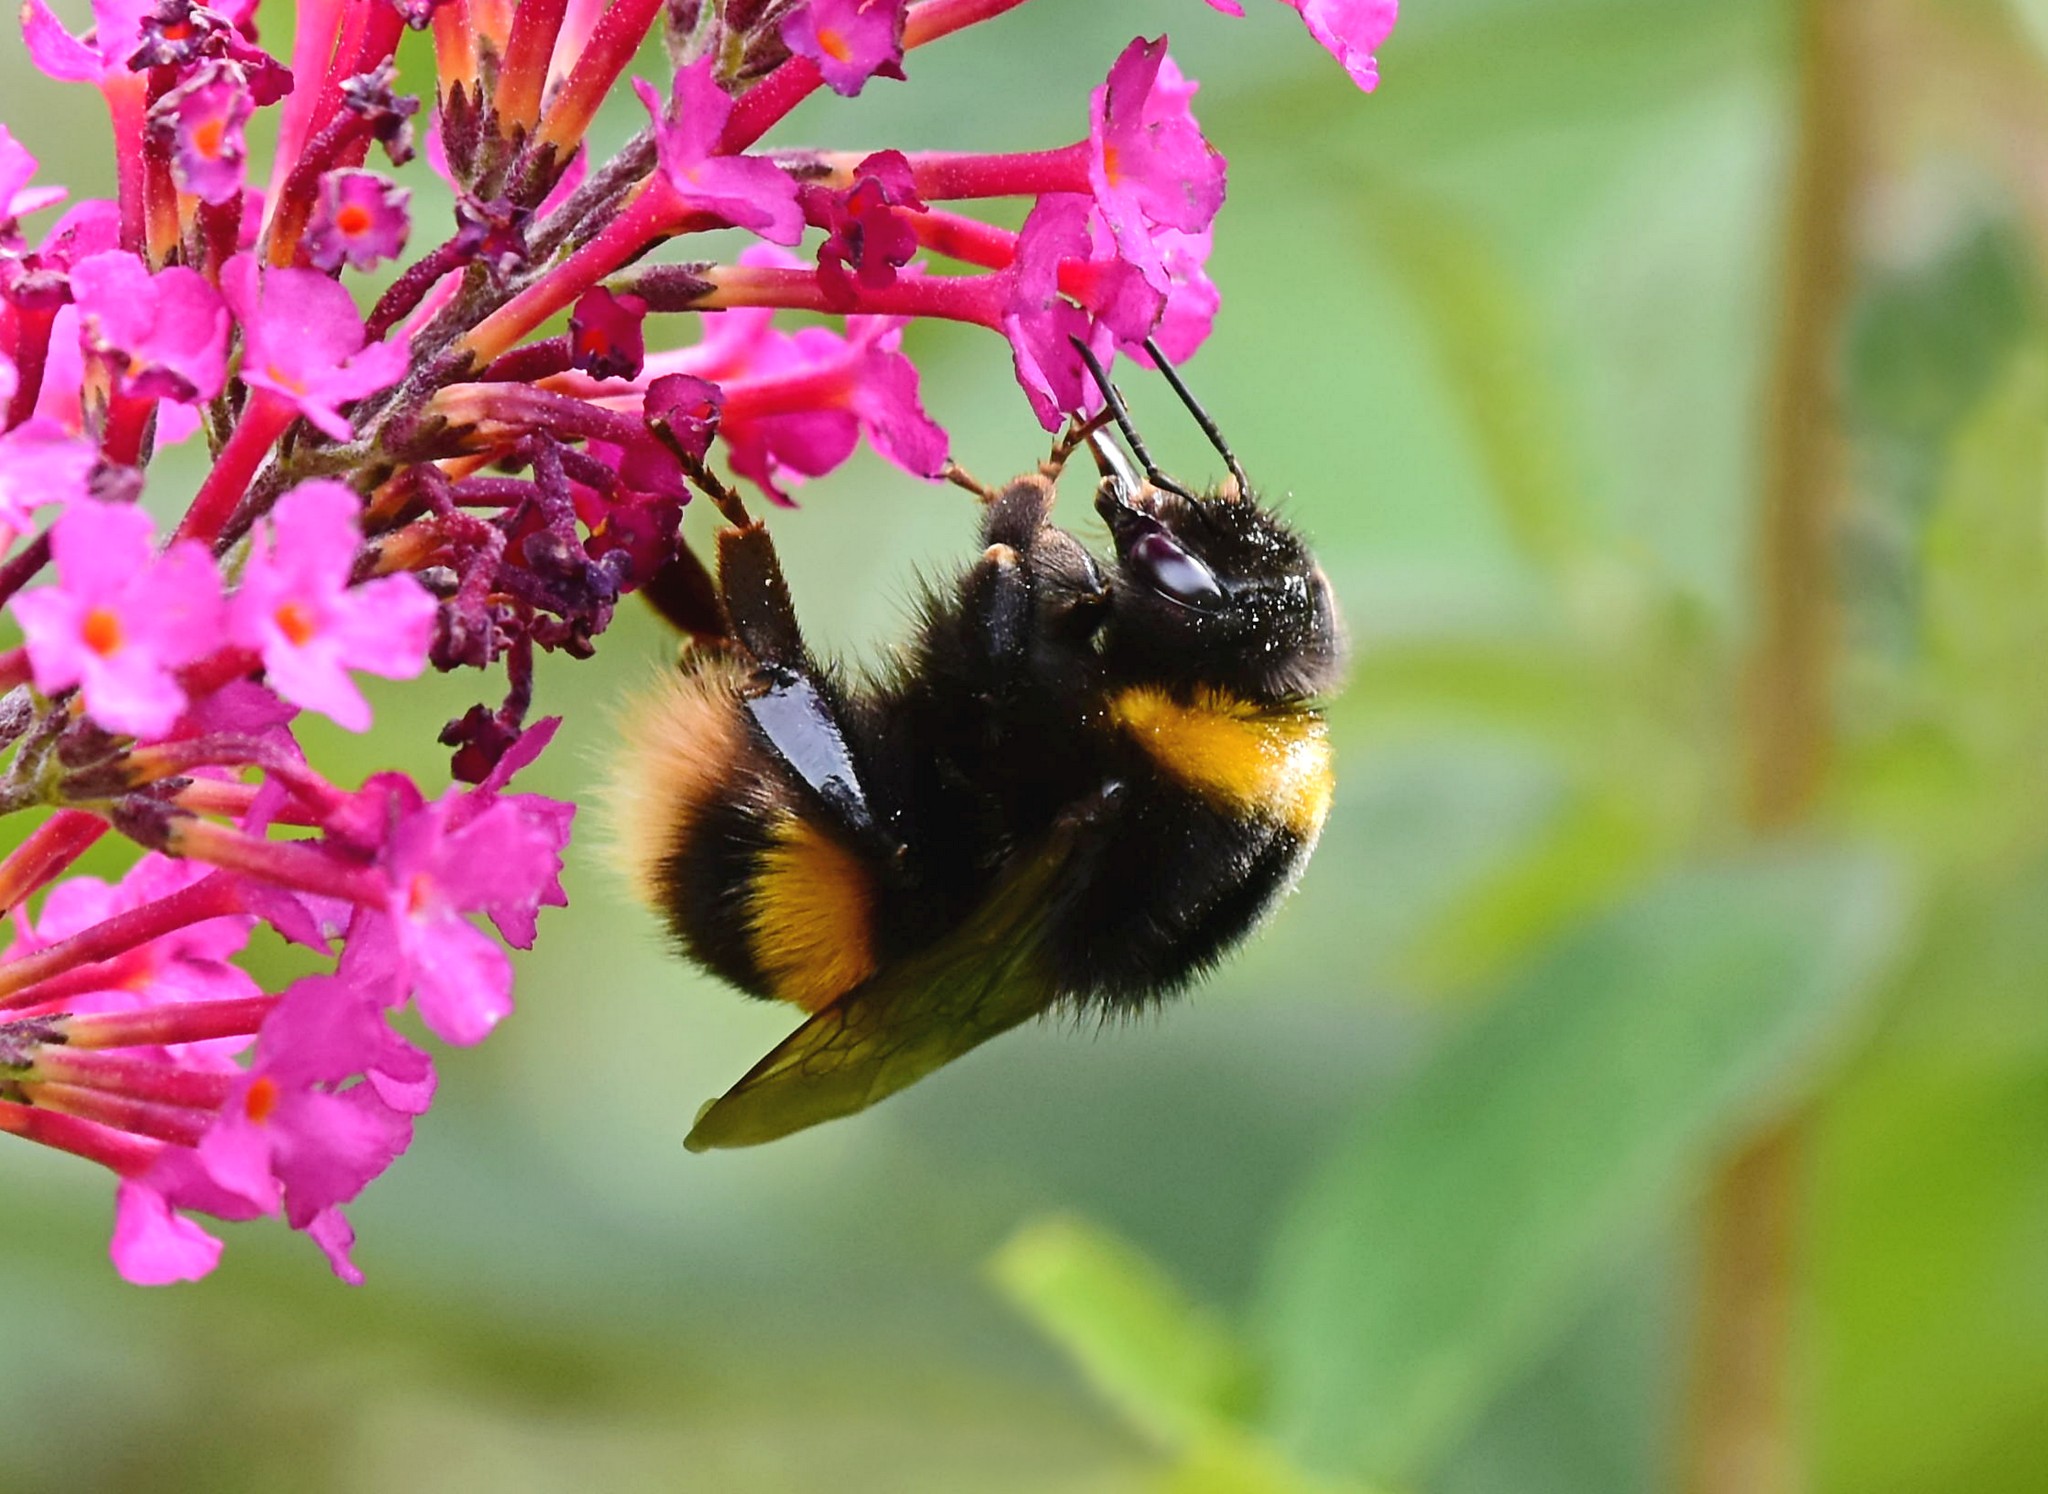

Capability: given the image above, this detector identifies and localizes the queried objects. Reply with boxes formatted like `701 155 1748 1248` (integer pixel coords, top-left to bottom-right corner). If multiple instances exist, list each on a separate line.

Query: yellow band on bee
749 813 879 1012
1108 686 1333 839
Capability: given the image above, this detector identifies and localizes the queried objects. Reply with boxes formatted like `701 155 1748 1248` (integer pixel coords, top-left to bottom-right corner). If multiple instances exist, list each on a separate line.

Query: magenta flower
305 170 411 274
14 499 226 737
803 150 925 311
1088 39 1225 296
1286 0 1397 91
193 978 419 1234
1002 193 1112 430
1202 0 1397 91
782 0 908 98
151 60 255 206
362 776 572 1046
111 1178 226 1285
220 255 409 440
635 61 803 245
570 286 649 380
226 481 438 733
69 251 231 405
0 411 97 536
19 0 154 82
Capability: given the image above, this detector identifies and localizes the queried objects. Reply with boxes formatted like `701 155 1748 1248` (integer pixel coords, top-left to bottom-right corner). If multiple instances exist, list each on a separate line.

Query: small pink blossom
226 481 437 732
151 60 255 206
0 412 97 536
1002 193 1113 430
19 0 155 82
570 286 648 380
305 170 411 273
194 977 419 1227
781 0 908 98
1287 0 1397 92
802 150 924 311
1089 39 1225 297
14 499 226 737
220 255 409 440
69 251 231 405
111 1178 223 1284
636 61 803 246
1201 0 1397 91
359 768 572 1046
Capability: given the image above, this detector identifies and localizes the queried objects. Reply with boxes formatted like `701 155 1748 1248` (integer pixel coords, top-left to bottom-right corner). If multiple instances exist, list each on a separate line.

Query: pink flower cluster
0 0 1393 1284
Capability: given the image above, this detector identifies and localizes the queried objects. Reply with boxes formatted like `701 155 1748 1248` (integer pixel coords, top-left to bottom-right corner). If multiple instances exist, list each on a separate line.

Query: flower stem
0 811 109 918
176 390 297 548
163 819 386 909
19 1080 211 1146
0 872 248 1009
63 995 277 1050
902 143 1089 202
1681 2 1864 1492
32 1050 238 1109
0 1099 162 1175
535 0 664 157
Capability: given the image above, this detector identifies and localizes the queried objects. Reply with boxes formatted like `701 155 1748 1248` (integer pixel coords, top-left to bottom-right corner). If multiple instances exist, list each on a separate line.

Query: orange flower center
1102 143 1123 185
192 117 227 161
815 25 852 63
335 202 373 236
273 599 318 646
81 607 123 657
243 1076 280 1124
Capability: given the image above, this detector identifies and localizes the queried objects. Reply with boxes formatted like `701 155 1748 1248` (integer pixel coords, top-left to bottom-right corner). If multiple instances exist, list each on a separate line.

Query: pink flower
112 1179 224 1284
0 126 66 240
19 0 154 82
0 412 97 536
802 150 925 312
226 481 438 732
14 499 226 737
193 977 420 1229
362 773 572 1046
1002 193 1113 430
14 857 261 1050
781 0 908 98
570 286 648 380
69 251 231 405
1201 0 1397 91
220 255 409 440
1088 39 1225 296
1287 0 1397 92
636 61 803 246
151 60 255 206
305 170 411 273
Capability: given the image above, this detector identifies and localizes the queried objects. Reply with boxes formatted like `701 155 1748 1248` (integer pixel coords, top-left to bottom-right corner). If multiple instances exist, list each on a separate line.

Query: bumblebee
611 346 1344 1149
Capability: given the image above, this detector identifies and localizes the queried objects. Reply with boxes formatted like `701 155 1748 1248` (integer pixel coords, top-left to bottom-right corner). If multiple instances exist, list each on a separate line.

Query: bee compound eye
1130 532 1225 607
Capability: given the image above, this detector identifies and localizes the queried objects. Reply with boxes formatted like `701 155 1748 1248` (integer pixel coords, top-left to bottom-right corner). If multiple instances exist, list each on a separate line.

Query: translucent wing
684 811 1093 1151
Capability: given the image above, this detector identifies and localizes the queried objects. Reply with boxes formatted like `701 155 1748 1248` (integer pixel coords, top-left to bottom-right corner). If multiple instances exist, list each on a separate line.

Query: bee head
1093 461 1344 703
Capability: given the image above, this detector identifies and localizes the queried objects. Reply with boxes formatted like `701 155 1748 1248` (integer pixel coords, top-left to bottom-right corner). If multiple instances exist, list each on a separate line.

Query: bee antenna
1143 337 1250 498
1067 337 1194 499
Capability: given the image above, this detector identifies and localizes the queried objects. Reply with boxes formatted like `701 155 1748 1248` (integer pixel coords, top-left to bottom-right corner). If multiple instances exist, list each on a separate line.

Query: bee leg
965 540 1031 667
1040 409 1114 481
943 461 999 502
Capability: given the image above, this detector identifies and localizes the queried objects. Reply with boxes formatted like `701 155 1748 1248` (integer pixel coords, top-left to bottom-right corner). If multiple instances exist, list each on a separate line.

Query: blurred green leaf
1404 788 1666 996
994 1218 1383 1494
1812 871 2048 1494
991 1216 1250 1450
1354 180 1593 577
1257 850 1911 1482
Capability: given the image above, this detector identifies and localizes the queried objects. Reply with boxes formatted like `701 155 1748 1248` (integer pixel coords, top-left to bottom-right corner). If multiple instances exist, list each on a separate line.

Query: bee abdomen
606 661 880 1012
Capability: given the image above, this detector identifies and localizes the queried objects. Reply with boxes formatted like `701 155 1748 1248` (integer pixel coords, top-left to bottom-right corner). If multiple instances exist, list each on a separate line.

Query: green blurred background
6 0 2048 1489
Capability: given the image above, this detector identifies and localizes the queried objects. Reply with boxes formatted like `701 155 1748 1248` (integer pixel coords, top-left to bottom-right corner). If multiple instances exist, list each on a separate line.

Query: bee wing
684 808 1095 1151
